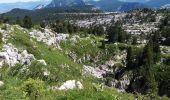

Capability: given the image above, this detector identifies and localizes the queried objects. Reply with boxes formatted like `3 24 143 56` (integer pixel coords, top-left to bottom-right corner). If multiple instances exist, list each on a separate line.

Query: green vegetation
106 23 127 43
22 16 33 29
0 25 145 100
0 8 170 99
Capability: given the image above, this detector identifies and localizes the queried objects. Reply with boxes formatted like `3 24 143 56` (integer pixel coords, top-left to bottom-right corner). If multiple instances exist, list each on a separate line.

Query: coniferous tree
152 33 161 63
132 36 137 45
67 23 74 34
16 16 21 26
106 25 119 43
142 42 157 94
23 16 33 29
106 24 126 43
3 17 9 23
40 21 46 28
118 27 126 43
126 47 134 69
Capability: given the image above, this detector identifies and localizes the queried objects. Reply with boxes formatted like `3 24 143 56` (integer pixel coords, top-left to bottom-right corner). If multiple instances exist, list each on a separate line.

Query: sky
0 0 49 3
0 0 151 3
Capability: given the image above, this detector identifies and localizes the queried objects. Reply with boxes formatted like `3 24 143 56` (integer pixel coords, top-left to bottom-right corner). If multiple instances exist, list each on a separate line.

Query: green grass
7 27 84 82
0 25 166 100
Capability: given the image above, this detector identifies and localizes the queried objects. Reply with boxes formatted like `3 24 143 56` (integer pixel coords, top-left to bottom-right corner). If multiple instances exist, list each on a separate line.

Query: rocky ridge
29 29 69 50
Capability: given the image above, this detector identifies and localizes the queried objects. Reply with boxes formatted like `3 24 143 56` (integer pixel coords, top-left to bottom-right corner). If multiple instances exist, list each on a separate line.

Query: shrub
1 24 7 30
21 78 45 100
0 32 3 44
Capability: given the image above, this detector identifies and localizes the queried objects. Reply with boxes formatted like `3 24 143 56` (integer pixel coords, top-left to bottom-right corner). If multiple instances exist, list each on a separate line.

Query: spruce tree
106 23 126 43
67 23 74 34
16 16 21 26
40 21 46 28
23 16 33 29
106 25 118 43
142 43 157 94
126 47 134 69
152 33 161 63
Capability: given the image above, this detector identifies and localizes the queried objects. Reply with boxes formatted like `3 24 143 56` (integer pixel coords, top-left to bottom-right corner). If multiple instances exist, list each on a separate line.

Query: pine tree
16 16 21 26
67 23 74 34
106 25 118 43
106 24 126 43
118 27 126 43
142 43 157 94
132 36 137 45
126 47 134 69
40 21 46 28
152 33 161 63
23 16 33 29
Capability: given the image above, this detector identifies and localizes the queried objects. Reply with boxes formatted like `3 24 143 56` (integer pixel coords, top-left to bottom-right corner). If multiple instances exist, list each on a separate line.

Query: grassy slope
0 25 160 100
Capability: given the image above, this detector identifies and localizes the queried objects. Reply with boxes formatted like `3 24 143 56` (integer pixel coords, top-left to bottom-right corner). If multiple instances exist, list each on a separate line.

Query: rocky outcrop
37 59 47 66
0 43 35 67
83 65 106 78
29 29 69 49
105 75 130 92
0 81 4 87
53 80 83 90
0 24 13 43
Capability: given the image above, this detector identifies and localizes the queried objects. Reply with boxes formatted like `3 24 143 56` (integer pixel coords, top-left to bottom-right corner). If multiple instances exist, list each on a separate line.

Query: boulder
43 70 50 76
83 65 106 78
54 80 83 90
105 74 130 92
0 81 4 87
0 43 35 67
29 29 69 49
37 59 47 66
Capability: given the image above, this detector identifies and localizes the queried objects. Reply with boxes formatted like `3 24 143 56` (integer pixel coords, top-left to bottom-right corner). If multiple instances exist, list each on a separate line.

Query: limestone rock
29 29 69 49
105 75 130 92
54 80 83 90
37 59 47 66
0 43 35 67
0 81 4 87
83 65 106 78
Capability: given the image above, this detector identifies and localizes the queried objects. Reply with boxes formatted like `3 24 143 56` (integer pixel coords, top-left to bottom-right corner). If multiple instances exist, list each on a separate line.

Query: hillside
46 0 85 8
146 0 170 8
0 8 170 99
0 23 145 100
3 6 101 23
86 0 148 12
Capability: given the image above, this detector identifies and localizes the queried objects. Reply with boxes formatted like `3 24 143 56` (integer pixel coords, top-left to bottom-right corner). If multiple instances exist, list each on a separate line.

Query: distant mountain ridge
146 0 170 8
0 1 51 13
87 0 148 12
1 0 170 13
46 0 85 8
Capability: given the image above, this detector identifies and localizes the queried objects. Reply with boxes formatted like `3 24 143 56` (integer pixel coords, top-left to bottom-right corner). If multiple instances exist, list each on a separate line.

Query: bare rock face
105 75 130 92
53 80 83 90
83 65 106 78
0 24 13 43
37 59 47 66
29 29 69 49
0 43 35 67
0 81 4 87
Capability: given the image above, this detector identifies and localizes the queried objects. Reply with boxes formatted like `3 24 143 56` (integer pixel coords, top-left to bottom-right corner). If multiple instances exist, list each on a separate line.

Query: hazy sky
0 0 150 3
0 0 49 3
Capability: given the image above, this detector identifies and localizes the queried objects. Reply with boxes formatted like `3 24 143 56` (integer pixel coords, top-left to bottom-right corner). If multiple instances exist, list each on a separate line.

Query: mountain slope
0 23 145 100
118 2 148 11
46 0 85 8
3 5 101 23
146 0 170 8
0 1 50 13
88 0 148 12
